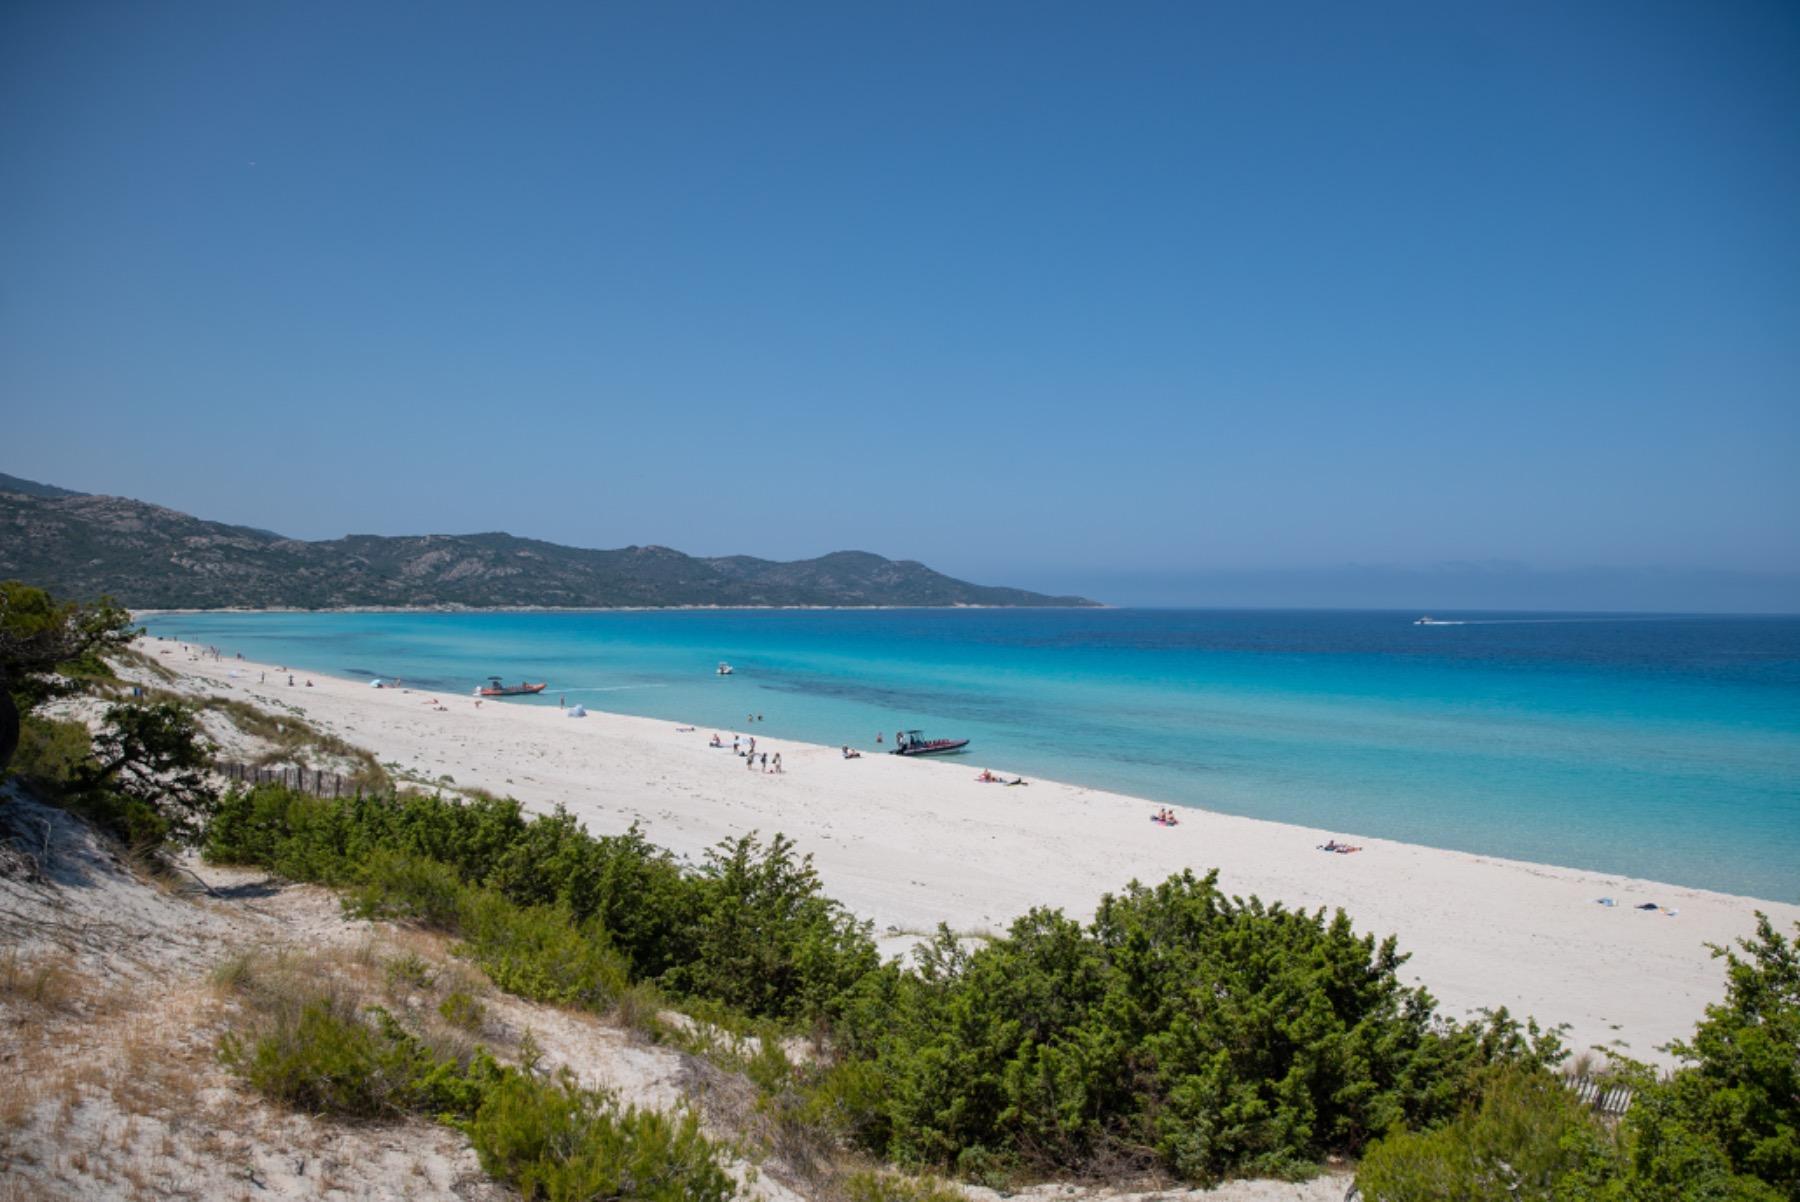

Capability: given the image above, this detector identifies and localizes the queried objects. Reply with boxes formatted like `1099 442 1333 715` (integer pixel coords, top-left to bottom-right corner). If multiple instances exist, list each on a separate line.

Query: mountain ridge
0 475 1098 610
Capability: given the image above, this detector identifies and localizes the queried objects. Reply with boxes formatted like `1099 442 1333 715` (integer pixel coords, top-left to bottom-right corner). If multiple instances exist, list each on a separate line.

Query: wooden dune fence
1567 1075 1635 1116
216 761 360 798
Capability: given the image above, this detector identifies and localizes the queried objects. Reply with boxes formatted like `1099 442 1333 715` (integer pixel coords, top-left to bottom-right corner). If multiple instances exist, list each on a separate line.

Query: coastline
134 638 1800 1067
129 603 1112 616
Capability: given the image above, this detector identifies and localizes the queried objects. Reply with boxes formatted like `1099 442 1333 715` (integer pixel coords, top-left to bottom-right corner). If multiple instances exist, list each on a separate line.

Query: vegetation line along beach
4 587 1796 1201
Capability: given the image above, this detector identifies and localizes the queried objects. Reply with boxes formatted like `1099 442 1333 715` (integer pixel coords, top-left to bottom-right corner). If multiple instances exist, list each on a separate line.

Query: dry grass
0 947 81 1012
109 669 393 792
114 646 179 685
198 695 389 789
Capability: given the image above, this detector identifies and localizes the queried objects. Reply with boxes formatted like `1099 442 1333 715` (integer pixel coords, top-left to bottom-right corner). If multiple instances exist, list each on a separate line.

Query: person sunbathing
841 746 861 759
977 769 1000 783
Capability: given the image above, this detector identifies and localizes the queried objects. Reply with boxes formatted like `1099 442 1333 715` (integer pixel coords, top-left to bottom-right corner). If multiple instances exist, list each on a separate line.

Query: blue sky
3 1 1796 609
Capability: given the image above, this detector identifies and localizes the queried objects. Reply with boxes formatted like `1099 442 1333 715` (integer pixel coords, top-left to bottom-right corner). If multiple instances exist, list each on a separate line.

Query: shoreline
133 637 1800 1067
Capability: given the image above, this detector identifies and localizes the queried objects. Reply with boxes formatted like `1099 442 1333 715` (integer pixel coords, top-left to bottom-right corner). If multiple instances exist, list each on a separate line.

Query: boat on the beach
890 729 970 757
717 662 734 675
474 676 547 697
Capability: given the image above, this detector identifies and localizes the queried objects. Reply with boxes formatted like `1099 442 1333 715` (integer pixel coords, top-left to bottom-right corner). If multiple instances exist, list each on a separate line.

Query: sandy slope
0 734 1343 1200
141 641 1800 1067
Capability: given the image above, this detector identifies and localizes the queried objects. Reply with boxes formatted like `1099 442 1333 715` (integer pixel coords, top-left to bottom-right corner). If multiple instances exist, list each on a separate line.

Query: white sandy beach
143 640 1800 1068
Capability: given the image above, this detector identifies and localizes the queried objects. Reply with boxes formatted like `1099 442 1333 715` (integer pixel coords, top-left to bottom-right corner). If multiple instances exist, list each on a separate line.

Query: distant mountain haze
0 474 1096 610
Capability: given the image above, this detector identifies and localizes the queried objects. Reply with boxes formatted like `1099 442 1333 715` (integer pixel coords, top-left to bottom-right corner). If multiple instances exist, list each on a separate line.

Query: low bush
207 786 875 1025
457 888 629 1008
840 873 1564 1183
218 973 737 1199
210 784 1684 1190
464 1069 735 1202
218 992 492 1119
1357 915 1800 1201
664 832 877 1024
440 989 487 1032
840 1170 969 1202
348 848 465 929
1354 1066 1623 1200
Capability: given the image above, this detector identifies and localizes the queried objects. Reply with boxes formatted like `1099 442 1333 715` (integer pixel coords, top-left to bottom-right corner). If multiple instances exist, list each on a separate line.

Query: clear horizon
4 2 1796 610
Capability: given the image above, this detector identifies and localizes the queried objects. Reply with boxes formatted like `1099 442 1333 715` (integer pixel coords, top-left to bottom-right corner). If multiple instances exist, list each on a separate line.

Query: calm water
140 609 1800 902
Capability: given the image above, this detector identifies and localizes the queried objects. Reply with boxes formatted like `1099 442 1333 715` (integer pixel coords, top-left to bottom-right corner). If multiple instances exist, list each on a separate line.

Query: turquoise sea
139 609 1800 903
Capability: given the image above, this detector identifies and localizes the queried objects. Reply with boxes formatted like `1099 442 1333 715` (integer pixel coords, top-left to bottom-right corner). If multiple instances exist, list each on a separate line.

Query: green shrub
350 849 466 929
457 888 629 1009
439 989 487 1032
662 832 877 1023
205 784 1635 1189
219 995 453 1119
384 952 436 993
1355 1066 1624 1200
464 1069 735 1202
841 1170 969 1202
211 977 744 1202
1622 915 1799 1200
850 872 1563 1183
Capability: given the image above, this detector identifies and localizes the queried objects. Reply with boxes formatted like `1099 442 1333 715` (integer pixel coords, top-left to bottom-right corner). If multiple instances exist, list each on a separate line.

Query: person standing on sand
747 751 756 771
772 752 782 773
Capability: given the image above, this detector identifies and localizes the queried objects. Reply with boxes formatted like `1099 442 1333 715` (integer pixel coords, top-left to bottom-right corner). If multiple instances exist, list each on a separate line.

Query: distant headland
0 472 1098 611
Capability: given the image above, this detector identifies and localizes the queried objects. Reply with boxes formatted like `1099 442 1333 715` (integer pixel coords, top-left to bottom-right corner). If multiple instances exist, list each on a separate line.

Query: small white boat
716 661 734 675
1414 616 1461 626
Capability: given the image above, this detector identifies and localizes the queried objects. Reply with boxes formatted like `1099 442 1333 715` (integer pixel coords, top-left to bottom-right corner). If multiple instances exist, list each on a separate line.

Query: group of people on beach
1317 839 1361 854
1151 807 1180 826
706 731 782 773
975 769 1029 787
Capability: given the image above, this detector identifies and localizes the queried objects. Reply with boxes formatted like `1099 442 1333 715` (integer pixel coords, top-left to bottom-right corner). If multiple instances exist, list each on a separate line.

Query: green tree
1626 915 1799 1199
662 831 877 1022
0 581 135 772
75 701 218 849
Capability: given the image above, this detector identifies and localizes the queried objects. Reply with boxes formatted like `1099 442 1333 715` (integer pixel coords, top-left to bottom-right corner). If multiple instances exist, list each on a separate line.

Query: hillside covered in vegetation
0 474 1096 610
